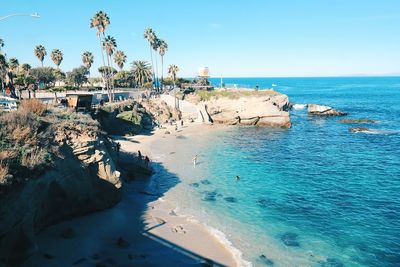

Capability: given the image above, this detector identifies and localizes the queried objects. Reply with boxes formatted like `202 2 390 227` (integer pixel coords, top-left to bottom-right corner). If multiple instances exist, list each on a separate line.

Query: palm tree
34 45 46 67
158 39 168 91
21 63 32 98
113 50 127 71
144 28 157 89
0 54 8 92
51 49 63 68
152 37 160 91
0 38 4 54
8 58 19 81
168 64 179 109
131 60 152 87
90 11 110 97
103 35 117 96
82 51 94 78
8 58 19 73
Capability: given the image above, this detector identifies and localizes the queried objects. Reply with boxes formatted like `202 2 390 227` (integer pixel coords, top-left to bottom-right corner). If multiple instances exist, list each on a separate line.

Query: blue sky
1 0 400 77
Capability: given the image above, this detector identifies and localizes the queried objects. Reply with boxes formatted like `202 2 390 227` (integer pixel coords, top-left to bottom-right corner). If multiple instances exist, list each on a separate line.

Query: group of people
137 150 150 167
114 143 150 168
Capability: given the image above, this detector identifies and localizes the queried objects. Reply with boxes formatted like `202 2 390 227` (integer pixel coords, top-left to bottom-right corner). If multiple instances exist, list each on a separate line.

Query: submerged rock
319 257 344 267
189 182 200 188
202 191 218 202
257 197 273 208
116 237 130 248
339 118 375 124
200 179 212 185
224 196 238 203
308 104 347 116
280 232 300 247
259 254 274 266
349 127 370 133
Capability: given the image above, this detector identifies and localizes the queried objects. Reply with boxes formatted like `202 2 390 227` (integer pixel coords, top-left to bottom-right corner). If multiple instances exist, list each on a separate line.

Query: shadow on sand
21 152 228 267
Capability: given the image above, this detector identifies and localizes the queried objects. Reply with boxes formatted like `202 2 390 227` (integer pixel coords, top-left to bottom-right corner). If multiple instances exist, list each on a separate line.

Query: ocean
151 77 400 266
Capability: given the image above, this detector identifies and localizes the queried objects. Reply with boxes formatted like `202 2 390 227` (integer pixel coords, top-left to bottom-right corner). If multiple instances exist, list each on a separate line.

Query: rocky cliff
0 107 122 266
186 89 291 128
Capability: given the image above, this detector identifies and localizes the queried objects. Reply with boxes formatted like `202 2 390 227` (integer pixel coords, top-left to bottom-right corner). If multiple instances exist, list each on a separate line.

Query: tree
113 50 127 70
51 49 63 68
152 38 160 90
53 68 66 86
168 64 179 109
82 51 94 73
34 45 47 67
20 64 33 98
0 54 8 92
102 35 117 99
66 66 89 88
7 58 19 96
30 67 56 89
144 28 157 89
0 38 4 54
90 11 111 97
131 60 152 87
98 66 117 96
158 39 168 91
14 73 35 100
114 70 135 88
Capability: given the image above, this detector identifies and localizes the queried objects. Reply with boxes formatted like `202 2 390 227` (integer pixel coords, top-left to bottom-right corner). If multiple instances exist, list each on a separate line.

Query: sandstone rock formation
0 112 122 266
349 127 370 133
308 104 347 116
188 90 291 128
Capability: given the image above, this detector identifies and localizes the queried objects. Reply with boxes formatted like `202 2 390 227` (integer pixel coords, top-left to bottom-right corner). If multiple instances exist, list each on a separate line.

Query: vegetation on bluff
0 99 99 189
194 89 281 101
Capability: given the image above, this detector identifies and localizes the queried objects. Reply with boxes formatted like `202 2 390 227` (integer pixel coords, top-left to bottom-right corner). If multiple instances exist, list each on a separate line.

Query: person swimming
192 155 198 166
235 175 240 181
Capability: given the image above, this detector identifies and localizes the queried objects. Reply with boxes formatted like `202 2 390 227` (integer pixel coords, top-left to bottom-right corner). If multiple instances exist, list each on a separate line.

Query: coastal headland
0 89 288 267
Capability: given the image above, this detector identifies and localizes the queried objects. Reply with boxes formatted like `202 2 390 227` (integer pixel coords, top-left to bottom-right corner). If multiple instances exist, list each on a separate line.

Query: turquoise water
157 77 400 266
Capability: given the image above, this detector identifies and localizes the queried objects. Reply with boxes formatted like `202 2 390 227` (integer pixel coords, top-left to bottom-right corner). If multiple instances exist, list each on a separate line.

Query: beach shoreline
121 122 250 267
22 122 248 267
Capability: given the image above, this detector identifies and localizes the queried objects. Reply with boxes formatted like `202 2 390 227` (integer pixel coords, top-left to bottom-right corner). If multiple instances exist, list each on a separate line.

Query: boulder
308 104 347 116
349 127 370 133
339 118 375 124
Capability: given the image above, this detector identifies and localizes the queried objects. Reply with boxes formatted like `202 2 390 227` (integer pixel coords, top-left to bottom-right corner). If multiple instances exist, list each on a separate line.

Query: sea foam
292 104 307 110
186 217 253 267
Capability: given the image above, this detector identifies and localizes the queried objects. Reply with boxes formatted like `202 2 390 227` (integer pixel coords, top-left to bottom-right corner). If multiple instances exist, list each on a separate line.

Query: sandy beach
22 122 243 267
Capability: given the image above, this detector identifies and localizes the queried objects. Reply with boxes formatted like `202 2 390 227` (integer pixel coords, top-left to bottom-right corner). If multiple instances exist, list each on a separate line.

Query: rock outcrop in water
349 127 370 133
308 104 347 116
186 89 291 128
339 118 375 124
0 107 122 266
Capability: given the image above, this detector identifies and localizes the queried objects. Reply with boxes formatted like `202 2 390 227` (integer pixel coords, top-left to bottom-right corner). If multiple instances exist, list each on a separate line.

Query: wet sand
22 122 240 267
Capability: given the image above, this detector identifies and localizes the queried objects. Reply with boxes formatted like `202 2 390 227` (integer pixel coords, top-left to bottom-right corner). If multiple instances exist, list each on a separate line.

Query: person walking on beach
192 155 198 166
116 142 121 155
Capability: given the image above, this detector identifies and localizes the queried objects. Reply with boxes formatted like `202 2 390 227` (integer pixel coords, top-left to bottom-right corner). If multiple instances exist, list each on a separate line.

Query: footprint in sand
171 225 186 234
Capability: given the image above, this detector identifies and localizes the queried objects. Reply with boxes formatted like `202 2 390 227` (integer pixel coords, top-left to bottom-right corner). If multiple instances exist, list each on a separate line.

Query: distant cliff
0 101 122 266
186 89 291 128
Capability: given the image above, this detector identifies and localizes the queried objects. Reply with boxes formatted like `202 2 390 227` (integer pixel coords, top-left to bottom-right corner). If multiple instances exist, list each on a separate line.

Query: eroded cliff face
190 91 291 128
0 113 122 266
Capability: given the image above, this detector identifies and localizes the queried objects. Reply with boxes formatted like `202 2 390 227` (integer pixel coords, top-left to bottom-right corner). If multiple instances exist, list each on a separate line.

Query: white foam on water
186 217 253 267
292 104 307 110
